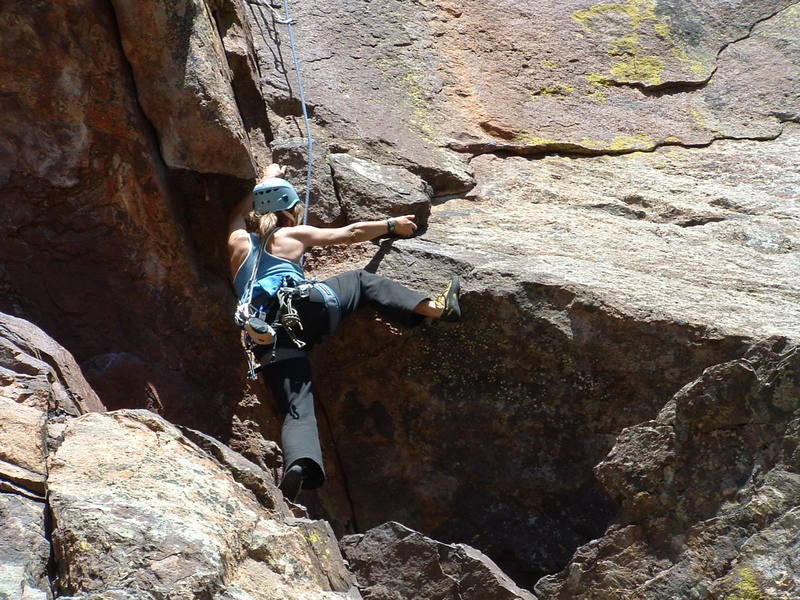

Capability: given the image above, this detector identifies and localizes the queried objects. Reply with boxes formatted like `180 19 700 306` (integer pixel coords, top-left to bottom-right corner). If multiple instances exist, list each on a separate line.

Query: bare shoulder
280 225 316 238
285 224 354 247
271 226 308 260
228 228 251 251
227 229 251 279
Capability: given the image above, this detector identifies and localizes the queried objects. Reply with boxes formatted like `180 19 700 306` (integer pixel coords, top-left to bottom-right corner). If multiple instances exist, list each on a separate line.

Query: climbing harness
247 0 314 232
235 229 342 379
235 0 342 377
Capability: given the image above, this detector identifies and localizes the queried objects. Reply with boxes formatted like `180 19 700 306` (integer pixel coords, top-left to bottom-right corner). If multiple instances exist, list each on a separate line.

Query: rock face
341 521 535 600
49 409 359 600
0 312 105 600
2 0 800 597
308 128 798 589
0 493 51 600
0 312 360 600
0 0 247 438
536 341 800 599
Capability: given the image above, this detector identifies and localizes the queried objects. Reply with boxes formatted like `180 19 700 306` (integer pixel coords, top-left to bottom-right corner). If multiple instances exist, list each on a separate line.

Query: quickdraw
239 276 341 379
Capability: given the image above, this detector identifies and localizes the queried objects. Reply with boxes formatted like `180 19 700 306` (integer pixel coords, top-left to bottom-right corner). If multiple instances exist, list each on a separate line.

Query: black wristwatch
387 218 396 234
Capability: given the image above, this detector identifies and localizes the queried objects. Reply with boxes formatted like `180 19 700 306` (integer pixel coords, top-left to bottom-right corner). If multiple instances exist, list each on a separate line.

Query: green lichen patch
512 131 654 154
654 22 671 39
607 34 640 56
688 106 720 134
610 55 664 85
585 73 614 103
402 69 438 143
573 0 657 31
575 134 654 152
531 84 576 99
786 4 800 26
540 60 558 68
513 132 559 146
573 0 709 85
374 53 439 146
728 568 769 600
610 133 654 150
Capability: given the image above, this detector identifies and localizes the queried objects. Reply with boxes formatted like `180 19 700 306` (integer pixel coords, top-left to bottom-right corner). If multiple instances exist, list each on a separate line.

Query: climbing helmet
253 177 300 214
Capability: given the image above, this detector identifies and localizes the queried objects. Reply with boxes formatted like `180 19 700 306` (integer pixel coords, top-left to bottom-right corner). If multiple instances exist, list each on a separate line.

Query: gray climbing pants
260 269 427 490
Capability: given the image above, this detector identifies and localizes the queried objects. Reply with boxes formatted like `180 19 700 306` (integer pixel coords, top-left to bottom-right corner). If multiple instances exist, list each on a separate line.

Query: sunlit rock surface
1 0 799 596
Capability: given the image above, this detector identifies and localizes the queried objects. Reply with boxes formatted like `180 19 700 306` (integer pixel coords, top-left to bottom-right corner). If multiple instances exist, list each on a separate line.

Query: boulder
0 399 47 496
535 341 800 599
109 0 254 178
0 312 107 600
0 313 103 416
0 318 102 415
271 137 344 226
0 493 51 600
341 521 534 600
47 409 360 599
329 154 432 227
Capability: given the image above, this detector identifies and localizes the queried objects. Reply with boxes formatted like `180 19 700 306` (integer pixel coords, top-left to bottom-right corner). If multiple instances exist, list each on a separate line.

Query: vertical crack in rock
102 0 188 233
43 498 58 598
316 389 361 534
328 162 351 224
209 0 276 159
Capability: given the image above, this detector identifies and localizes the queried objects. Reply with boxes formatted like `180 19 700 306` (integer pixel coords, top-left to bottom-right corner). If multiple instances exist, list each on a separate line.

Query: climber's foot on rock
280 463 305 502
434 276 461 322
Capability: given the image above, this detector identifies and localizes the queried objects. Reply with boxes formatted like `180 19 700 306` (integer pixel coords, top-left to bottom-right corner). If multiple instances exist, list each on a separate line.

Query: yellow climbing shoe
433 276 461 322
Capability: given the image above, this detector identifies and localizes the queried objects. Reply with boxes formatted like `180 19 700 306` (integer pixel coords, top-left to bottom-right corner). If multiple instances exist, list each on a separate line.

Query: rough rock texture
329 154 432 227
536 341 800 599
304 24 799 584
2 0 800 596
0 313 104 418
0 313 106 600
0 493 51 600
110 0 255 178
341 521 535 600
0 0 258 443
0 314 363 599
48 409 359 599
309 131 798 588
251 0 798 167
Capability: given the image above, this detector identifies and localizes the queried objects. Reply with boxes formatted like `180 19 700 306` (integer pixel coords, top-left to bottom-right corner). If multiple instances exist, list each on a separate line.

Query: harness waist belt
313 282 341 334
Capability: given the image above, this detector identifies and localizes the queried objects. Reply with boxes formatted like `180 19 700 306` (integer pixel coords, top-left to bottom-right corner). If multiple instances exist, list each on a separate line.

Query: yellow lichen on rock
573 0 710 85
585 73 612 103
531 84 576 99
610 55 665 85
573 0 657 31
728 568 769 600
609 133 654 150
513 132 558 146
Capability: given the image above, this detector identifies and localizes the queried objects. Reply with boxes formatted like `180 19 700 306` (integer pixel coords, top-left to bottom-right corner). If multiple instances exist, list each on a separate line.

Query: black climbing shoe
433 276 461 322
279 463 305 503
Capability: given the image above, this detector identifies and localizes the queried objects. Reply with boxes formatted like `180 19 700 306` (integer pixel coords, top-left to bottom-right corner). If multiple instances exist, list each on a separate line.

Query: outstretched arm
289 215 418 248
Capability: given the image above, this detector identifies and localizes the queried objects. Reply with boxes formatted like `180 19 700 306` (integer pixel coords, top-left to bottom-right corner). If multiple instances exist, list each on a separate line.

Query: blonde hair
245 203 305 238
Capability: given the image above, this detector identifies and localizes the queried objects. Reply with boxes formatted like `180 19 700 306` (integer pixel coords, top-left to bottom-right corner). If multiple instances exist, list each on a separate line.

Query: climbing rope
248 0 314 228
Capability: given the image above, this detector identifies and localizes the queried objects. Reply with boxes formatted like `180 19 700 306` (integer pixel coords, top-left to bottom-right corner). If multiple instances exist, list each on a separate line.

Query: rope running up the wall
249 0 314 227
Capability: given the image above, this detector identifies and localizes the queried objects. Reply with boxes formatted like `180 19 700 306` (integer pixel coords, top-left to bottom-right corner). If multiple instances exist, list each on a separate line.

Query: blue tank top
233 230 305 304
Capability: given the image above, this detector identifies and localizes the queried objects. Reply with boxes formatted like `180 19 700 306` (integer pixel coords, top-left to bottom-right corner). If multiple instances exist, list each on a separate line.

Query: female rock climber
227 163 461 502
